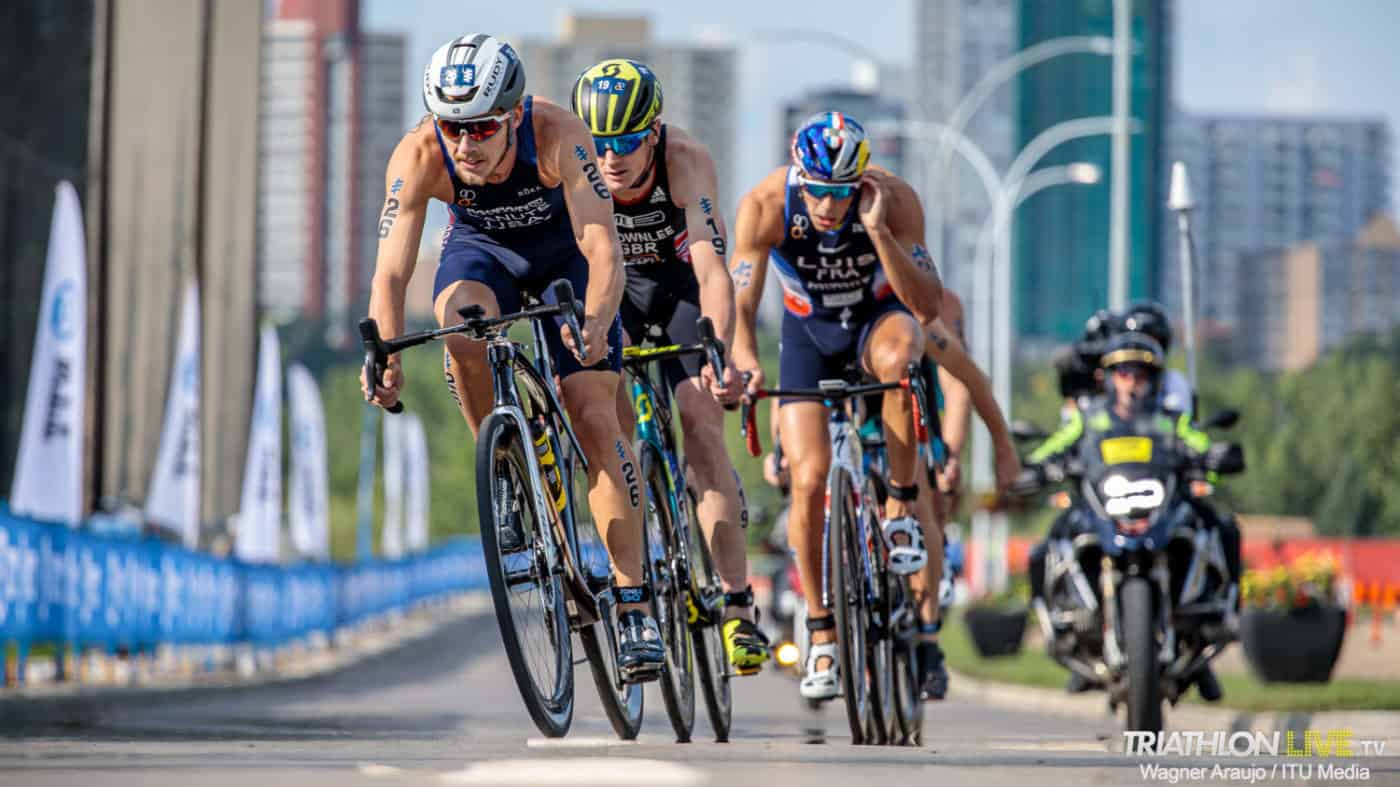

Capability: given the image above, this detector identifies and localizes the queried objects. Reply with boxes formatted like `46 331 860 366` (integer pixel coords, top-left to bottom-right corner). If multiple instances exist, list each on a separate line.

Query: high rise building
1014 0 1172 343
914 0 1019 300
510 15 736 205
1165 113 1391 335
1233 217 1400 370
258 0 405 344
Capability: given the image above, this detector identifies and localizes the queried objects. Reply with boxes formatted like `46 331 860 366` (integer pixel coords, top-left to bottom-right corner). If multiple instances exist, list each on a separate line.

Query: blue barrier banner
0 511 487 650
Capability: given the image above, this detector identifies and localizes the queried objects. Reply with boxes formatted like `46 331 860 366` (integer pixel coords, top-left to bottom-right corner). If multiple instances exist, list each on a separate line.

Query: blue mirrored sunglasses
593 129 652 157
800 179 859 200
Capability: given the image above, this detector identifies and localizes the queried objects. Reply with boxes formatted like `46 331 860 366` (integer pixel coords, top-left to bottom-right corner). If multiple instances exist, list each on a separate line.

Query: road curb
0 593 491 712
948 668 1400 742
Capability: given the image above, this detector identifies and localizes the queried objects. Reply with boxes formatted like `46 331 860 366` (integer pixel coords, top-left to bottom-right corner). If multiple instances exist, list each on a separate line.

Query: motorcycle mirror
1011 419 1048 442
1204 442 1245 475
1202 409 1240 430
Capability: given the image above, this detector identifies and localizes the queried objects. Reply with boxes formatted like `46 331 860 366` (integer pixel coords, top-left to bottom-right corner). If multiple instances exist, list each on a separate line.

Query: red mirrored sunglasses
437 112 510 142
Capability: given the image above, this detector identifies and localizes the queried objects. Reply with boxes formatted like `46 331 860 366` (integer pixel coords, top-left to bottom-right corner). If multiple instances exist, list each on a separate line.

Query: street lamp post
925 35 1116 261
1108 0 1133 310
965 162 1100 594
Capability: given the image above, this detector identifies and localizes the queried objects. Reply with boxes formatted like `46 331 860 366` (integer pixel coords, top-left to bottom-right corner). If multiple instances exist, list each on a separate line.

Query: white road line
438 757 707 786
524 737 639 749
358 762 406 777
986 740 1112 752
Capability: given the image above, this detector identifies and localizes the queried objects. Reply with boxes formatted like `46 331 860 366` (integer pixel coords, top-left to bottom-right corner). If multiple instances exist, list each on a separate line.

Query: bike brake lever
358 318 404 414
552 280 585 362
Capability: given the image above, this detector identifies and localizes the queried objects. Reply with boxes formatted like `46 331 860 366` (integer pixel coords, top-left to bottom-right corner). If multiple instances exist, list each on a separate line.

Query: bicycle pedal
724 668 760 679
619 664 662 685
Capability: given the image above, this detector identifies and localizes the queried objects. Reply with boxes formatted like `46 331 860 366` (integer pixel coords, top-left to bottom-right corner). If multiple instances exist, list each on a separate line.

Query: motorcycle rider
1022 331 1238 701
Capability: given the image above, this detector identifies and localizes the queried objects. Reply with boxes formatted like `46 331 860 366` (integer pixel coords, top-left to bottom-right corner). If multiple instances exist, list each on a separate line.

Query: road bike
360 280 645 739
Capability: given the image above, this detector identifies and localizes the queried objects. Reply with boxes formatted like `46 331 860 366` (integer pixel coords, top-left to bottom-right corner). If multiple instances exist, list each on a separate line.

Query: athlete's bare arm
730 168 788 391
936 290 972 459
860 168 943 325
363 122 442 407
924 309 1020 491
668 129 735 355
535 99 626 365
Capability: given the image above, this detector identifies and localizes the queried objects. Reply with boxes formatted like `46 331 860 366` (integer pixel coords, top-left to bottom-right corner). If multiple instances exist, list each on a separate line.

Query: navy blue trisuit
431 95 623 376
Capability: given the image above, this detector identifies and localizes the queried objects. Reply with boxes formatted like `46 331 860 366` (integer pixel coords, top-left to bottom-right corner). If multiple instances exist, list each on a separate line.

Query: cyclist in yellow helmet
572 59 768 673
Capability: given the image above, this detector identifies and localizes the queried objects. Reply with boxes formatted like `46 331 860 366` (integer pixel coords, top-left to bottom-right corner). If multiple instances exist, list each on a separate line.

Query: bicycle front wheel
640 443 696 742
686 486 732 742
828 469 871 744
476 412 574 738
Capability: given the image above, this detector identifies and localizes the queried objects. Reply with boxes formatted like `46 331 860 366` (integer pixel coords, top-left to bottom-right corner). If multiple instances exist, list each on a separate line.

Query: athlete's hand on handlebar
561 314 610 367
701 364 742 407
361 358 403 410
995 449 1024 495
736 362 764 399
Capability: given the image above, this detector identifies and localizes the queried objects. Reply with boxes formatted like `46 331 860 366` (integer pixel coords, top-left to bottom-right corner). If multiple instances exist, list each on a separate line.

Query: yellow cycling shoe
722 617 771 675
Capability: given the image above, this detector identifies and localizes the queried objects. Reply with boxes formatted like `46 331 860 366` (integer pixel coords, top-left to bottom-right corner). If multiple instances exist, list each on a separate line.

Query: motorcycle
1013 409 1244 732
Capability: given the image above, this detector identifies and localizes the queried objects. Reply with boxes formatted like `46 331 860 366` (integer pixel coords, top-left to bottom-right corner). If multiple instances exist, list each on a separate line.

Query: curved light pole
991 116 1141 421
926 35 1117 256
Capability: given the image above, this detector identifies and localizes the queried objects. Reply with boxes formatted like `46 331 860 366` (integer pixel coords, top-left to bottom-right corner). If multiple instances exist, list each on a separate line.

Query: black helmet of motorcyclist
1100 331 1165 417
1082 308 1118 345
1120 300 1172 354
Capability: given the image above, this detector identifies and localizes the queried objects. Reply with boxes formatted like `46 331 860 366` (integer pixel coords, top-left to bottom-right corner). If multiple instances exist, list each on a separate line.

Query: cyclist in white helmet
361 34 664 681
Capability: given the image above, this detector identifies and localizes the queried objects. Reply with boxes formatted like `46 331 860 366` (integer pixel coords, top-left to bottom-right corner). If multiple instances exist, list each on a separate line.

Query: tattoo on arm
378 197 400 239
930 332 949 352
697 196 724 254
911 243 936 273
731 259 754 289
574 144 611 200
390 178 404 196
699 196 714 215
953 317 967 344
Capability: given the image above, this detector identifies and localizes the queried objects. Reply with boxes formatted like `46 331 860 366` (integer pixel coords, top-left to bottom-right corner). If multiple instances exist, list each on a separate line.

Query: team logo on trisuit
615 210 667 229
650 186 668 204
457 188 476 207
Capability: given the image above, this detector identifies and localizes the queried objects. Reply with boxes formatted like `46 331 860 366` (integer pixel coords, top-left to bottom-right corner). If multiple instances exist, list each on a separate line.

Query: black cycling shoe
917 641 949 701
617 609 665 684
1193 665 1224 702
1066 672 1094 694
497 506 527 552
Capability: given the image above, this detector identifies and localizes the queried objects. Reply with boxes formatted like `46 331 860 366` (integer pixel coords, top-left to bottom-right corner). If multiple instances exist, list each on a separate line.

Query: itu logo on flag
440 64 477 90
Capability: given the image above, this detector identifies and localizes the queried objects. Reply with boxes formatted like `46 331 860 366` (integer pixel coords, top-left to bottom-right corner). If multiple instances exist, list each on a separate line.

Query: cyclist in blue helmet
731 110 955 702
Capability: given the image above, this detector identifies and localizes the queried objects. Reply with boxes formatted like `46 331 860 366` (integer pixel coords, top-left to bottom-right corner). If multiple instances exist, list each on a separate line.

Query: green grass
941 609 1400 712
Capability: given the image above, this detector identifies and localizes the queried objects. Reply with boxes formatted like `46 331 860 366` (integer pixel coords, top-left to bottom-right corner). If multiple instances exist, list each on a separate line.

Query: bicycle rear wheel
476 412 573 738
686 486 733 742
828 469 871 744
640 443 696 742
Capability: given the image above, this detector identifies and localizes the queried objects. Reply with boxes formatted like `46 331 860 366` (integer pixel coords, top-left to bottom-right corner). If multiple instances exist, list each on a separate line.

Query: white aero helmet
422 34 526 118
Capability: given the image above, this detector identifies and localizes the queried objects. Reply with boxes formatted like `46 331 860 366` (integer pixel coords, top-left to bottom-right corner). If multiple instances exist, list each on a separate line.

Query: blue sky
364 0 1400 214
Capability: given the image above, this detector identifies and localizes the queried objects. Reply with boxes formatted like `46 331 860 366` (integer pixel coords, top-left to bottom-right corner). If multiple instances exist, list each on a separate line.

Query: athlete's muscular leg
781 401 836 660
862 312 942 631
615 328 637 441
435 281 502 435
563 370 648 612
675 378 750 620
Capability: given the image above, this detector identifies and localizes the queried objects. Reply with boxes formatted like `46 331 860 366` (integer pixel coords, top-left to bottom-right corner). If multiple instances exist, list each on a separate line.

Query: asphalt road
2 613 1397 787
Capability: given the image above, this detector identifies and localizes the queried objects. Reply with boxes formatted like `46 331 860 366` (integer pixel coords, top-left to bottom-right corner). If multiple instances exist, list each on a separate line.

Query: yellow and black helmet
571 59 663 136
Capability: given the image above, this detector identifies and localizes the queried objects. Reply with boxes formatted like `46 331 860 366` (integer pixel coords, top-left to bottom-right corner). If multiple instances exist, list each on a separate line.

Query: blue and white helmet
790 111 871 182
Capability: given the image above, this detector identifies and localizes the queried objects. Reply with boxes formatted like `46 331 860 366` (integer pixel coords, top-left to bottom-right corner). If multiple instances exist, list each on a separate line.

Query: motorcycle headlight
1100 474 1166 518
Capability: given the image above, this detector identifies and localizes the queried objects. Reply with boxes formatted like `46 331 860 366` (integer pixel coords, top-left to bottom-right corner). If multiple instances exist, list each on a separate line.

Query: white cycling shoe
882 516 928 576
799 642 840 700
